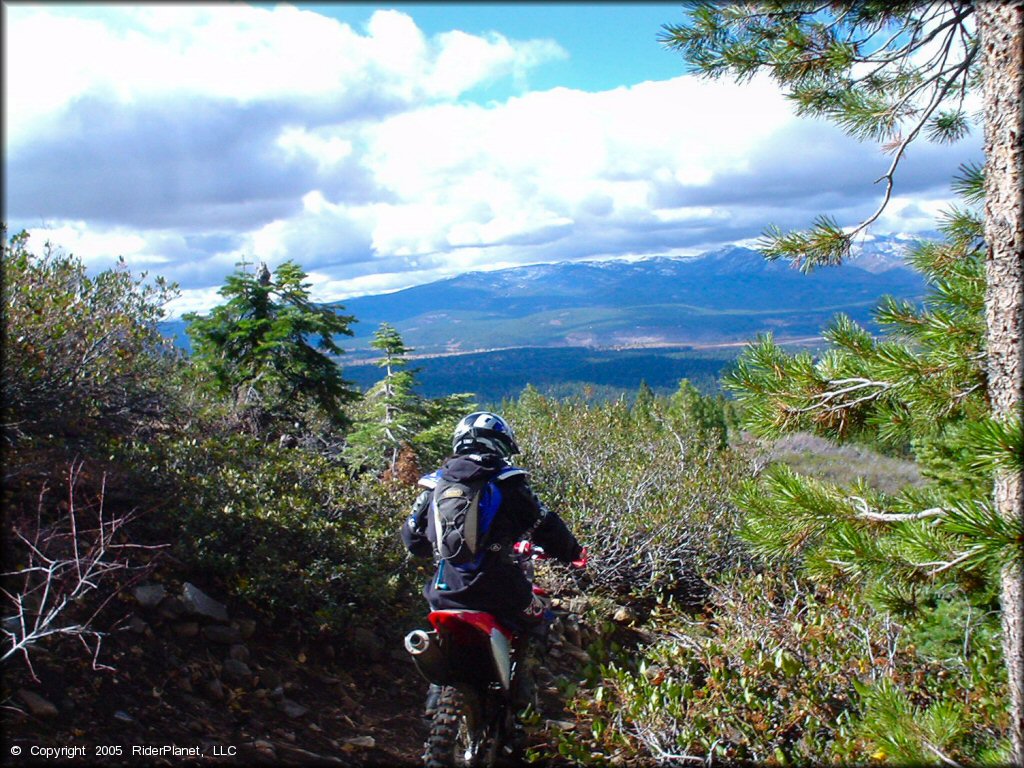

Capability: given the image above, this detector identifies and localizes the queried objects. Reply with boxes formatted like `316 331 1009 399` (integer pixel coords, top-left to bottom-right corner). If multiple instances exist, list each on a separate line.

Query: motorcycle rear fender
429 610 514 691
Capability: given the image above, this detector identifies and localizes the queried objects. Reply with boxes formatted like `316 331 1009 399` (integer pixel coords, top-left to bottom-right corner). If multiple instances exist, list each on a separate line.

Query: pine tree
184 260 357 434
661 1 980 271
345 323 473 476
725 199 1018 760
668 378 728 449
663 1 1023 757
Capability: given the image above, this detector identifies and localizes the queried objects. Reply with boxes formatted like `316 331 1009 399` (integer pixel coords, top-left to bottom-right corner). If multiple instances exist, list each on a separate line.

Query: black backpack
431 473 503 570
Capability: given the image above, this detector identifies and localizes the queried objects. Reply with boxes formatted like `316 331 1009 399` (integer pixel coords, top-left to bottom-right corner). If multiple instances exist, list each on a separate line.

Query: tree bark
977 1 1024 763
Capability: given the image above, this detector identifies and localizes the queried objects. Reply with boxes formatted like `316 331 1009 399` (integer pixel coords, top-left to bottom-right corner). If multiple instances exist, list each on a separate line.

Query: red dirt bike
404 542 561 768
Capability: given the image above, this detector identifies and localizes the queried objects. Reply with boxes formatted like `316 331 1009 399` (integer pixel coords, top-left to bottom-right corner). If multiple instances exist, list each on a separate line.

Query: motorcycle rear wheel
423 686 499 768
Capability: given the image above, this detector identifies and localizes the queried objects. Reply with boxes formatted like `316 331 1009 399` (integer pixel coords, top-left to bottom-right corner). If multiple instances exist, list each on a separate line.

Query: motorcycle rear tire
423 686 499 768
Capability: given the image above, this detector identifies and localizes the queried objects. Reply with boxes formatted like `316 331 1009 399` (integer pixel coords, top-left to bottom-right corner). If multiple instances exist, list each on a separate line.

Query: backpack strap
418 470 442 491
494 466 529 482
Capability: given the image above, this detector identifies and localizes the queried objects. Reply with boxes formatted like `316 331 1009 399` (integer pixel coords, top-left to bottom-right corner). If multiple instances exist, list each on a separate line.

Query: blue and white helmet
452 411 519 458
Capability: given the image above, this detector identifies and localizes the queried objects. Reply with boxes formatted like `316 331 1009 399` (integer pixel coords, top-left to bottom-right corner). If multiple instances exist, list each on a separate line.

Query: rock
566 597 590 614
173 621 200 638
333 686 359 710
181 582 229 623
222 659 253 685
612 606 637 624
202 624 241 644
18 689 58 717
252 740 277 759
236 618 257 640
259 668 282 690
133 583 167 608
546 719 576 731
157 596 186 621
565 646 592 664
228 644 250 664
565 618 583 647
279 698 309 719
348 627 380 659
205 679 225 701
129 615 149 634
344 736 375 749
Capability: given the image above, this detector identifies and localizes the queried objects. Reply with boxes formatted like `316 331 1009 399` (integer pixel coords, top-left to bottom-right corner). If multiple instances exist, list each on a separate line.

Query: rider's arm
502 478 583 564
400 490 434 559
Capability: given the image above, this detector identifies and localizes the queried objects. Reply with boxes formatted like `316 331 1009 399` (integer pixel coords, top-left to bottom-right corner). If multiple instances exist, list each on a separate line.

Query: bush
132 434 420 639
555 567 1008 765
506 387 752 605
2 229 180 447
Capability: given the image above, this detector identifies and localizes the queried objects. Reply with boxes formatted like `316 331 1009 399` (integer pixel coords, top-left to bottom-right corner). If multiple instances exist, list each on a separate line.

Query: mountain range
331 235 926 360
160 235 928 400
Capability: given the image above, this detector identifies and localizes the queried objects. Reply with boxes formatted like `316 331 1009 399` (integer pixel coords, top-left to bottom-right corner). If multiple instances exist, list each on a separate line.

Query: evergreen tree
345 323 472 475
663 3 1023 757
668 378 728 449
184 260 357 434
661 1 980 270
724 201 1018 760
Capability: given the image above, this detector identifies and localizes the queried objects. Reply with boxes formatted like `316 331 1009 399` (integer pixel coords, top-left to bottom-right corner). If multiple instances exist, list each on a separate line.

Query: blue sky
298 3 688 94
3 3 979 317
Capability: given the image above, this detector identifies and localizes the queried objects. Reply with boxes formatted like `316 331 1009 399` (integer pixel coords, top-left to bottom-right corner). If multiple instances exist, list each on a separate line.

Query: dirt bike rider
401 411 587 633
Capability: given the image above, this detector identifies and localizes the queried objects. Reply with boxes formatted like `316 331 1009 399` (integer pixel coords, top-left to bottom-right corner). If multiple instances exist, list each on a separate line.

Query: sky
3 2 982 317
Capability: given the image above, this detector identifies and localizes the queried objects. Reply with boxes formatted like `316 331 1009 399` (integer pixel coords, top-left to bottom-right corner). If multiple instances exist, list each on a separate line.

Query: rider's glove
570 546 588 570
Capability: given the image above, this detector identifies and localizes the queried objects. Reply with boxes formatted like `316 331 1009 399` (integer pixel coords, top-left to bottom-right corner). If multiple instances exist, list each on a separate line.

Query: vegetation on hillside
2 212 1011 763
5 3 1018 753
534 219 1010 765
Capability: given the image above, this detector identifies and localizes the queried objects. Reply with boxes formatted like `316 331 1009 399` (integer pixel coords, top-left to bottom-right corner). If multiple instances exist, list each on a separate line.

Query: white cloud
4 4 566 148
20 221 165 269
5 4 978 318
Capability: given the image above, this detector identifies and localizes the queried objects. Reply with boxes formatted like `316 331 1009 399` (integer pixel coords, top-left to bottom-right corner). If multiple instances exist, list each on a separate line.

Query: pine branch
849 496 947 522
791 378 895 414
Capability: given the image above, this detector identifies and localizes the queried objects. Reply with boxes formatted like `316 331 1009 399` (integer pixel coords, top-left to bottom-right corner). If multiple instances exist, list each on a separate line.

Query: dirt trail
5 587 589 768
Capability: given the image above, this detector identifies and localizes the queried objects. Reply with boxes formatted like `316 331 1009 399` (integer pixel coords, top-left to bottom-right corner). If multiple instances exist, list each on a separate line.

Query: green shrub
554 567 1008 765
506 388 752 604
2 228 180 446
133 434 420 639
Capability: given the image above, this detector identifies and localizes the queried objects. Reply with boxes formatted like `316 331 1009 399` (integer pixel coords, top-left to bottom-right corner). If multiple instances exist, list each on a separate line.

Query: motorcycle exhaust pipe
404 629 433 655
405 629 450 683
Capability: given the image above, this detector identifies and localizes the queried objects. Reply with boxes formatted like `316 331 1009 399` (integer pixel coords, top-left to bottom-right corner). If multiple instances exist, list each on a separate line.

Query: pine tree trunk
977 1 1024 762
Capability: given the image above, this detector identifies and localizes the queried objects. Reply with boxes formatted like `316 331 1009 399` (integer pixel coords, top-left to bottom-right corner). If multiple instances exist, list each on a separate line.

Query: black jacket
401 452 582 624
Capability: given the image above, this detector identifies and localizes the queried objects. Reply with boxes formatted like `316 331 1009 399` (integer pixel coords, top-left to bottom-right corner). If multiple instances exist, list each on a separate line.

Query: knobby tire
424 686 499 768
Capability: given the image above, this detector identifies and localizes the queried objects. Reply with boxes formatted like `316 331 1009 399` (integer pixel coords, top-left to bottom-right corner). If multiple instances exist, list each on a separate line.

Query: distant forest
341 344 756 404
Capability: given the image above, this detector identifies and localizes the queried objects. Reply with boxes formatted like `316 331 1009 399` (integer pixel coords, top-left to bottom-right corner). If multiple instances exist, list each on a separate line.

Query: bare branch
847 495 947 522
843 39 978 240
2 464 144 673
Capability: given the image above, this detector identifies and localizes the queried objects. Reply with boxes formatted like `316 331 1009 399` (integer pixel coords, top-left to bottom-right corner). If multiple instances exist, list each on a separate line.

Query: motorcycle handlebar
512 540 547 559
513 540 588 569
